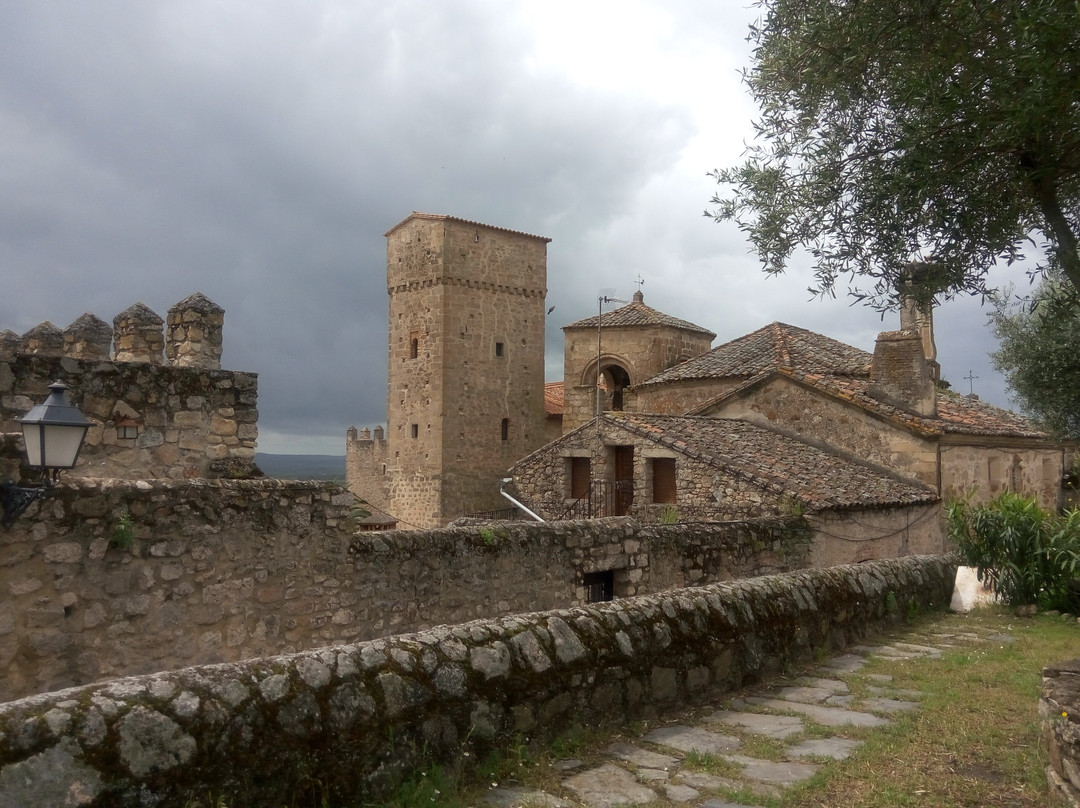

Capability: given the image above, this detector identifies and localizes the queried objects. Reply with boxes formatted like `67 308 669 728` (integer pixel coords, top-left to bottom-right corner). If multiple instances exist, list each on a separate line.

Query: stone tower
348 212 550 528
560 291 715 433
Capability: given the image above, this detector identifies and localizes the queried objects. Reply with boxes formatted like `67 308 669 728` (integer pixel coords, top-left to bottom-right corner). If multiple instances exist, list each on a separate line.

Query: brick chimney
868 330 937 417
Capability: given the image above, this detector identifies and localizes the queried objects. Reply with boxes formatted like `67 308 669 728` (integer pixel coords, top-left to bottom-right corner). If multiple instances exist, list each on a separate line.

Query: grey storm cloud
0 1 1021 452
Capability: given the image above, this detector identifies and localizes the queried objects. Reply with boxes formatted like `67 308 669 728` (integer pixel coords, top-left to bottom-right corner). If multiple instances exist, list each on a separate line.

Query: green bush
947 492 1080 610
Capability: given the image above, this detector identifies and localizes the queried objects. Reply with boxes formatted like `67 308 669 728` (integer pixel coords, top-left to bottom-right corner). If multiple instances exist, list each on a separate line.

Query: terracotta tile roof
563 293 716 337
638 322 871 387
606 412 937 511
692 370 1050 440
544 381 564 416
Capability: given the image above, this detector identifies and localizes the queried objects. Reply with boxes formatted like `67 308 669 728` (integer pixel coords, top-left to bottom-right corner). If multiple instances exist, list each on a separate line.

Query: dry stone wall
0 555 957 807
1043 658 1080 807
0 475 810 702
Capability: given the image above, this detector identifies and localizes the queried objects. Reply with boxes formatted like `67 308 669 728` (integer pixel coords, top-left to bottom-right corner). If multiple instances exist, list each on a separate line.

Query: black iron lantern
2 381 91 529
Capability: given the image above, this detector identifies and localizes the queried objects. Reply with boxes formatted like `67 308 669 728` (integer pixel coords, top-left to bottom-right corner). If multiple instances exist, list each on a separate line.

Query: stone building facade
509 411 944 565
560 290 715 433
347 213 550 528
0 293 257 481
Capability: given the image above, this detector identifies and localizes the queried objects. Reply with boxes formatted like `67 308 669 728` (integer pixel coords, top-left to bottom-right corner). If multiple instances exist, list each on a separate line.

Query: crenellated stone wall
1 293 255 481
0 555 957 807
0 474 812 702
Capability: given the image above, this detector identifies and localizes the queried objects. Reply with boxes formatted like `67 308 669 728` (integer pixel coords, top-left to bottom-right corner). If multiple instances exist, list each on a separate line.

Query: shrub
947 492 1080 610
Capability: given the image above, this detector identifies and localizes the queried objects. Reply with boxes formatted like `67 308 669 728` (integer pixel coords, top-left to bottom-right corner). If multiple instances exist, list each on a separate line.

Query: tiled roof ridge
772 322 793 368
384 211 551 243
562 300 716 336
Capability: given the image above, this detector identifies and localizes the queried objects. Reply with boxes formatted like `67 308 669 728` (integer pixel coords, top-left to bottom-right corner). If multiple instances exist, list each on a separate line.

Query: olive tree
990 273 1080 440
709 0 1080 309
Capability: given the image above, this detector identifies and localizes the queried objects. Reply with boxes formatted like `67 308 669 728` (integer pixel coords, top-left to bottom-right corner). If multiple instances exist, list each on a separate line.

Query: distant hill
255 453 346 483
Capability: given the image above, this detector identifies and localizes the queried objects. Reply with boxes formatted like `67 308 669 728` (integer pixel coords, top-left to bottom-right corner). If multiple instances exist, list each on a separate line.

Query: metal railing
557 480 633 520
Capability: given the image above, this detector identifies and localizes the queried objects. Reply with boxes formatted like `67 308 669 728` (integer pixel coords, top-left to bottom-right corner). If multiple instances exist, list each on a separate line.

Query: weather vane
634 274 645 293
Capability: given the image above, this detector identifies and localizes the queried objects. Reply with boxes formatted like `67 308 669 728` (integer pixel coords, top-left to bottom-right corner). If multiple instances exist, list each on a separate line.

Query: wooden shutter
570 457 591 498
652 458 676 503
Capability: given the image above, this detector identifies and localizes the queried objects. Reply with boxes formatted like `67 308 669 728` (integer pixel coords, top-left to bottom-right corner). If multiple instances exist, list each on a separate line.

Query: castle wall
0 555 957 807
0 353 257 481
0 471 812 702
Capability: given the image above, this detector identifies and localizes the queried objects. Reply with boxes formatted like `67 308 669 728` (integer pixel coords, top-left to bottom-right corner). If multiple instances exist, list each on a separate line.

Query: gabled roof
604 412 937 512
384 211 551 243
544 381 564 416
637 322 871 388
691 369 1050 441
562 292 715 337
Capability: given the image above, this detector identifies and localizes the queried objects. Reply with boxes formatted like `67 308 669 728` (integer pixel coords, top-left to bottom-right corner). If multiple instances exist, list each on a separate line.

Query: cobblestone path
478 618 1018 808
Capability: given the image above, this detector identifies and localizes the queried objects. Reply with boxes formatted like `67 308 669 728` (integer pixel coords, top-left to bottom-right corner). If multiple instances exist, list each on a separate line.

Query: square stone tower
357 212 549 528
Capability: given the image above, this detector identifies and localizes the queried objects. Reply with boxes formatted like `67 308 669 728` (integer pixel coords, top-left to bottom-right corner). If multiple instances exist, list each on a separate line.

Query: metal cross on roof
964 369 979 395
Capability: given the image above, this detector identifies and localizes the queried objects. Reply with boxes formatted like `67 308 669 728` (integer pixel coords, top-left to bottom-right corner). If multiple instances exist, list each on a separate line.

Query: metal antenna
596 290 628 419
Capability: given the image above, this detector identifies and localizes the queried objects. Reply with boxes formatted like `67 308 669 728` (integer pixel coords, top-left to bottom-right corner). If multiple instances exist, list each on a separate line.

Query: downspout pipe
500 478 544 522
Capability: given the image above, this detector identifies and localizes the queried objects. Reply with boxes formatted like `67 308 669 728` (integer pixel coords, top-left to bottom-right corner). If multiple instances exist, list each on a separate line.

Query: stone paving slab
816 653 868 673
493 621 1015 808
482 786 572 807
775 685 835 704
604 741 679 769
792 676 849 693
702 710 804 739
861 697 920 713
740 697 892 727
643 725 741 755
563 762 659 807
788 737 863 760
721 754 819 785
675 770 781 800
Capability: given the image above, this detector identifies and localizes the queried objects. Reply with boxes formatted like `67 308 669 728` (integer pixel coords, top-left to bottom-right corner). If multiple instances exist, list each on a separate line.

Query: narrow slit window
500 418 509 441
411 424 419 439
495 342 504 357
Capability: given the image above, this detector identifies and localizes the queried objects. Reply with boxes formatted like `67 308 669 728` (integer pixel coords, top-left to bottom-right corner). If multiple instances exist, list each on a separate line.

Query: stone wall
561 314 714 434
1043 658 1080 807
709 375 940 489
1 293 256 481
0 477 811 702
0 555 957 807
0 354 257 481
940 442 1066 512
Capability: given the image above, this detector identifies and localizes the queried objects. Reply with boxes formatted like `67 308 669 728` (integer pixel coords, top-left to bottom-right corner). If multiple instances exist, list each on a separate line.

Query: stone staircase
479 623 1016 808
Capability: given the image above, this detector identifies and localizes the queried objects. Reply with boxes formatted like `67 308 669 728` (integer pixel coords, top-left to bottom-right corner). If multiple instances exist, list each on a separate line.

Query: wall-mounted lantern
1 381 91 529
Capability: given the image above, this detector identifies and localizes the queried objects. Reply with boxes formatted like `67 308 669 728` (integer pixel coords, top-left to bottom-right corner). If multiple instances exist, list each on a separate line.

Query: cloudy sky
0 1 1029 454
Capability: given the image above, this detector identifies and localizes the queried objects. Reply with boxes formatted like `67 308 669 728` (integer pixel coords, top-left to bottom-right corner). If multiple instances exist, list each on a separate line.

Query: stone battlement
0 292 225 369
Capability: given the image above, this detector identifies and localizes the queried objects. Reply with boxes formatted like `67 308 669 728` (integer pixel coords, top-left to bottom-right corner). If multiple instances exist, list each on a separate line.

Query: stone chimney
113 302 165 364
899 263 941 381
166 292 224 369
63 313 113 360
868 330 937 417
21 321 64 356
